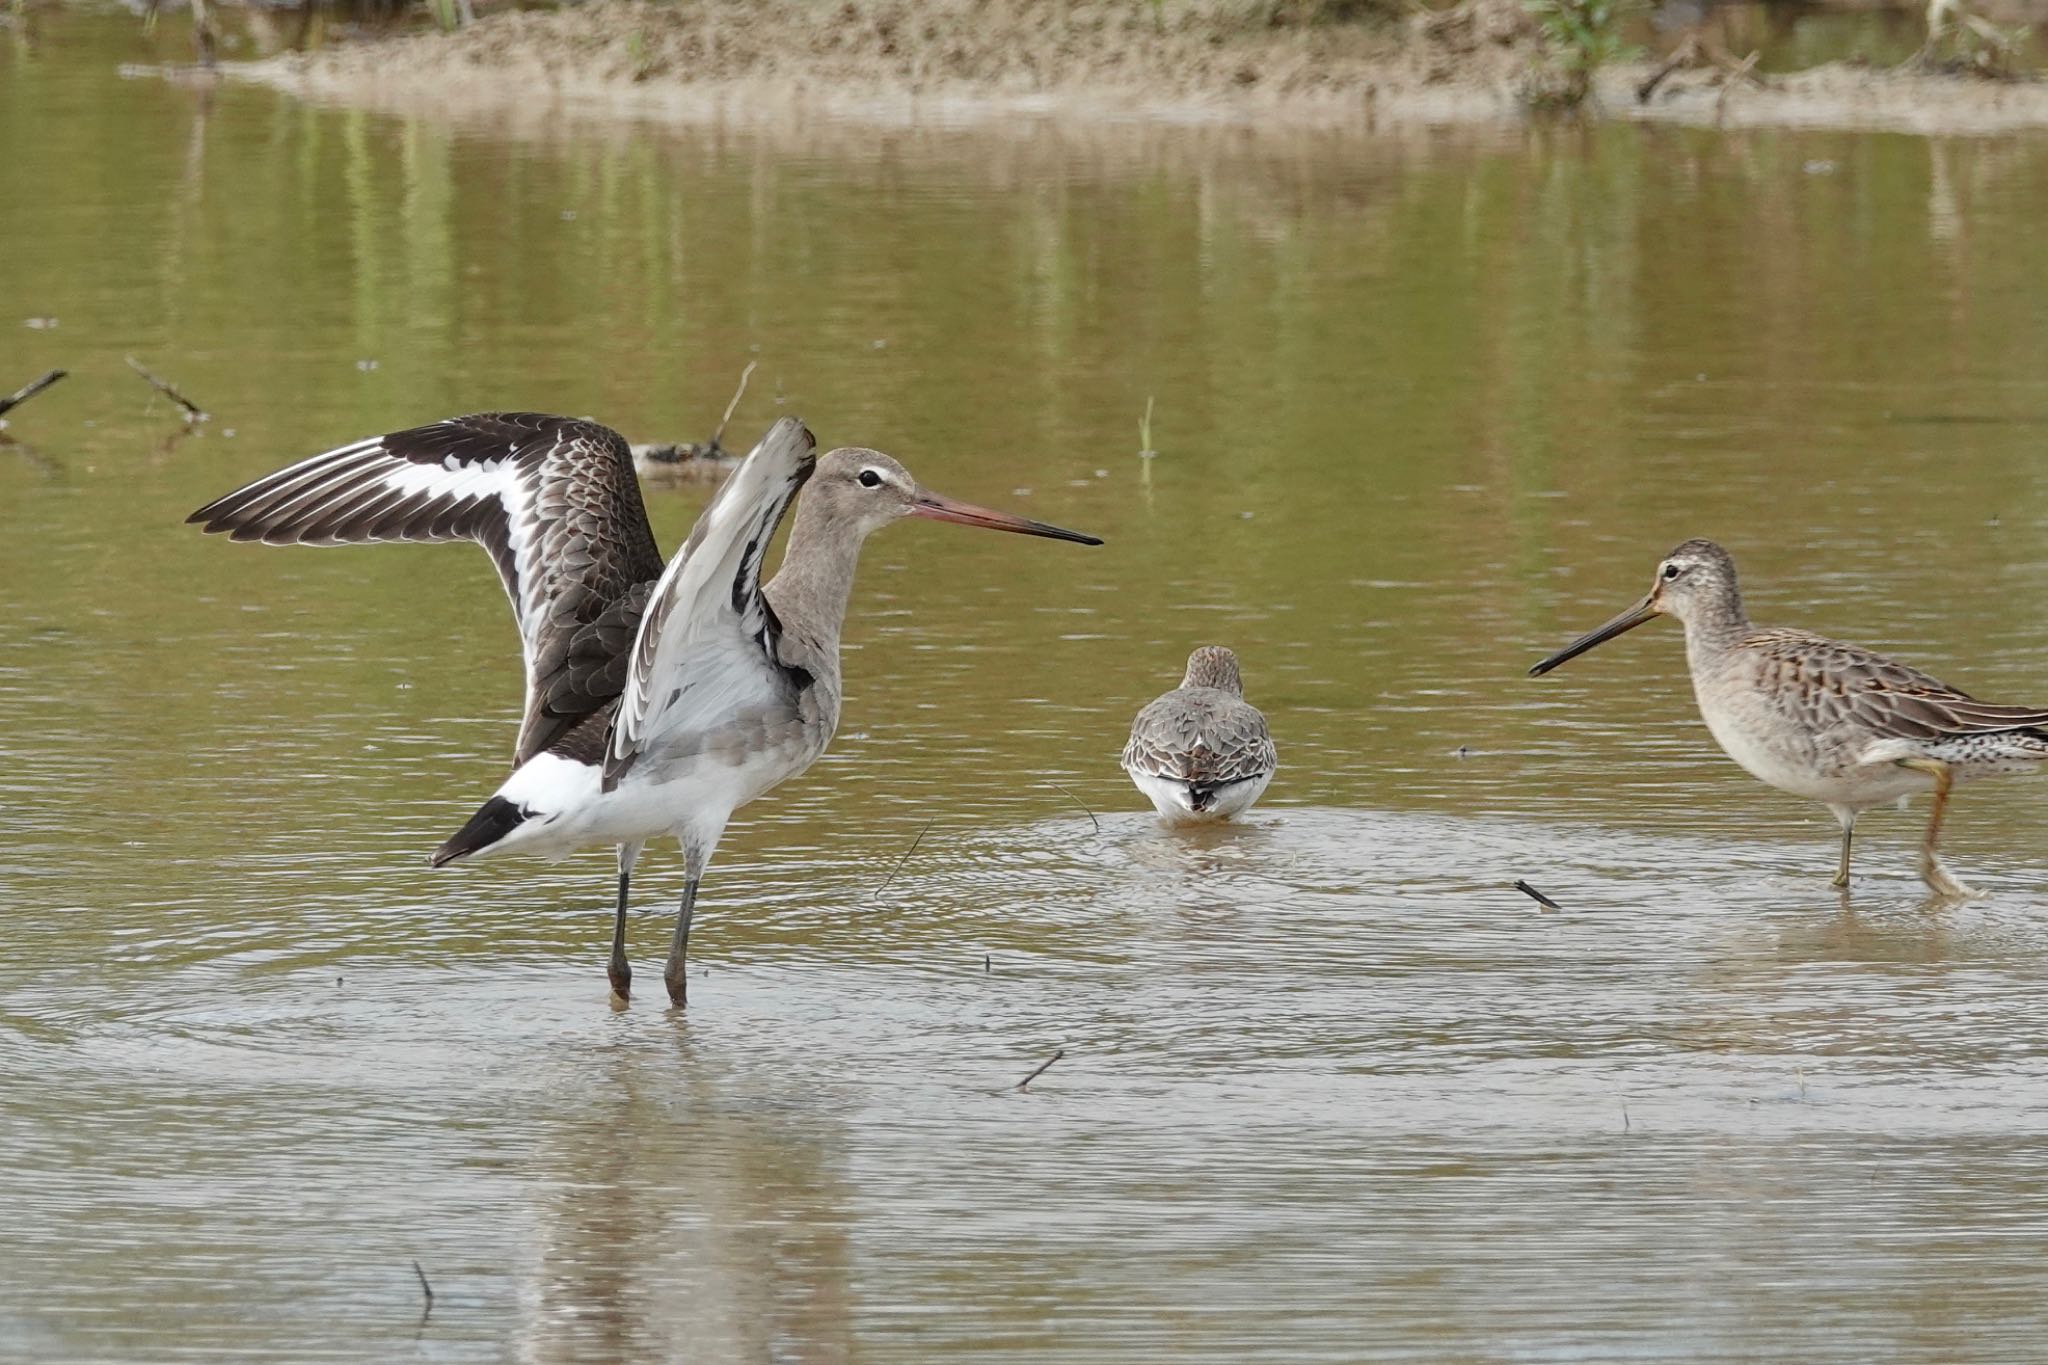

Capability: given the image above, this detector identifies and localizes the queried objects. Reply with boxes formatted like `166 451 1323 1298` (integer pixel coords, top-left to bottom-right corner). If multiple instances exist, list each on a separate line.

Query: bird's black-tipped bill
1528 595 1658 677
910 492 1103 546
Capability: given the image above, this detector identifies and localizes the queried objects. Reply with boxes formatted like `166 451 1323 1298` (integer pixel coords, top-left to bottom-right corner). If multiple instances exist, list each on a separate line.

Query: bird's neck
1679 596 1751 661
763 502 867 662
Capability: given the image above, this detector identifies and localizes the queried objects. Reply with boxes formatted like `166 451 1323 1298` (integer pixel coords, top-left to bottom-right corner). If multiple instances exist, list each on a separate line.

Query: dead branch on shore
189 0 218 66
1636 34 1768 105
0 369 65 421
1900 0 2033 79
1716 50 1760 121
126 355 209 424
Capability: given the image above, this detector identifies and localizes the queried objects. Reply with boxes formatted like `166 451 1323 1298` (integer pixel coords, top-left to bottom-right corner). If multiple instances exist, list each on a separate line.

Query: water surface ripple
5 12 2048 1362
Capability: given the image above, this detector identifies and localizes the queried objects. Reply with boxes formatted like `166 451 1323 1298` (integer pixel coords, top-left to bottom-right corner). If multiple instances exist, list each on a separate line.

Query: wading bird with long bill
1529 538 2048 897
190 414 1101 1004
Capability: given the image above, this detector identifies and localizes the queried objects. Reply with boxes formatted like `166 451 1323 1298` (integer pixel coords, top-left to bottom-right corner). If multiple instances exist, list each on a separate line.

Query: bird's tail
428 751 600 866
430 797 528 867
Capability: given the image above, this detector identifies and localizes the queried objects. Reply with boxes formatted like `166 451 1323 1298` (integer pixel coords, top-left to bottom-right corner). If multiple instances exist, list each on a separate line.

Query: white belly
476 741 818 860
1695 686 1929 810
1131 770 1272 825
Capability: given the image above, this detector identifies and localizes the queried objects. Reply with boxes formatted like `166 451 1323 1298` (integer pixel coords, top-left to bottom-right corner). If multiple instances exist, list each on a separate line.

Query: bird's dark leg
1827 805 1855 889
1896 757 1979 899
663 875 699 1008
608 841 644 999
662 830 721 1008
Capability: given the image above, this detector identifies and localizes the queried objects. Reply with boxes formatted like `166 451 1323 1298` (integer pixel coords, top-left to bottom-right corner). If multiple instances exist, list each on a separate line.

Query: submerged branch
1013 1048 1064 1092
1049 783 1101 834
871 817 935 902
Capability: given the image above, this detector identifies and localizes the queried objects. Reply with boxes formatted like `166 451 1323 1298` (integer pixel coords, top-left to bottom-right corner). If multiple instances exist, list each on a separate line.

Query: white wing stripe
271 453 509 541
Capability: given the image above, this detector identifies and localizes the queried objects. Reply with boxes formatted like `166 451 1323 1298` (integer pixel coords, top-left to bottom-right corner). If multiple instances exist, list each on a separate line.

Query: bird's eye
857 469 882 489
1661 563 1682 581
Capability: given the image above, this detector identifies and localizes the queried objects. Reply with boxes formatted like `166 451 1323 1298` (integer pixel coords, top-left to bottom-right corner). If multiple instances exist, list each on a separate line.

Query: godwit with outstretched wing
191 413 1101 1003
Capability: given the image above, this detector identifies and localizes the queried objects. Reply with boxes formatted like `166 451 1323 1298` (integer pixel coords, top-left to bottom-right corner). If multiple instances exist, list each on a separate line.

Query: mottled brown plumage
1121 646 1277 824
1531 538 2048 896
1737 628 2048 741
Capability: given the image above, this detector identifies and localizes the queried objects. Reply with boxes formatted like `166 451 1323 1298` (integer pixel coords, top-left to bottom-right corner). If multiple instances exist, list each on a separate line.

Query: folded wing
1122 692 1278 793
1752 629 2048 739
188 412 665 766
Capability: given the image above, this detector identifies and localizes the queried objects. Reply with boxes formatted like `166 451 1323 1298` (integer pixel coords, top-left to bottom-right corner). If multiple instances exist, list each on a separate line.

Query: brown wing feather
1743 628 2048 739
1121 689 1278 794
190 412 666 766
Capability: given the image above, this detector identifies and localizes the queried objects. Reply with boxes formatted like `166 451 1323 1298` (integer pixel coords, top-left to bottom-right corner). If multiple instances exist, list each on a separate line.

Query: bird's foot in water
1920 855 1982 902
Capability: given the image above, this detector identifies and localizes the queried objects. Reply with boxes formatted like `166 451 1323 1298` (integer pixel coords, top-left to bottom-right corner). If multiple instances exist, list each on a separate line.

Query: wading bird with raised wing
191 414 1101 1005
1529 538 2048 897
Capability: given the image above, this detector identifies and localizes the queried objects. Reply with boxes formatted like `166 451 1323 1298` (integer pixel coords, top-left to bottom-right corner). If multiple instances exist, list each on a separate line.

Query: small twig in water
984 954 991 974
125 355 207 423
1622 1101 1631 1132
1513 879 1562 912
0 369 65 420
412 1259 435 1312
1049 783 1100 834
631 361 760 469
1014 1048 1064 1092
1137 395 1157 458
871 817 935 902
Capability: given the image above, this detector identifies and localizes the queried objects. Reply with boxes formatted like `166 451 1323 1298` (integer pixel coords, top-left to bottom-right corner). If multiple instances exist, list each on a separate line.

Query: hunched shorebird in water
1528 538 2048 898
1120 646 1278 824
190 413 1102 1004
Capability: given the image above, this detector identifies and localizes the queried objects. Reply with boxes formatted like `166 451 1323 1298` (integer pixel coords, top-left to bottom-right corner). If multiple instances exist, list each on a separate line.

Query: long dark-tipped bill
909 491 1103 545
1528 594 1658 677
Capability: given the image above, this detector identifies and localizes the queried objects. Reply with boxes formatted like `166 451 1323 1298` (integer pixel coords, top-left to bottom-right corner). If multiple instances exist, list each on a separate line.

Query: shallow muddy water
7 11 2048 1362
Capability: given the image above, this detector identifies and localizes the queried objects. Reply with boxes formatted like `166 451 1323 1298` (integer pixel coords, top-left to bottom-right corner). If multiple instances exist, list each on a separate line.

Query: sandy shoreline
219 0 2048 139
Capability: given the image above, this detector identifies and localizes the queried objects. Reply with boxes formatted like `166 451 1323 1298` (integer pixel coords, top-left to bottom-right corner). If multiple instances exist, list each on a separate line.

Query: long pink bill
909 491 1103 546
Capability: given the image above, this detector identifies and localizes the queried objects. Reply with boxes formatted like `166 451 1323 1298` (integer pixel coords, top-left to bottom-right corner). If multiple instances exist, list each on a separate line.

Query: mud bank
224 0 2048 137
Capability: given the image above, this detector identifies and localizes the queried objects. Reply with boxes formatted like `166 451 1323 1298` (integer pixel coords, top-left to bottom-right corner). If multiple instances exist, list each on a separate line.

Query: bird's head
1529 539 1742 676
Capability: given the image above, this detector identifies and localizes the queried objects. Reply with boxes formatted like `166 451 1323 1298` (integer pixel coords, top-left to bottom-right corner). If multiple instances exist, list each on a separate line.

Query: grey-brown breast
1121 687 1278 792
189 412 665 767
1740 627 2048 742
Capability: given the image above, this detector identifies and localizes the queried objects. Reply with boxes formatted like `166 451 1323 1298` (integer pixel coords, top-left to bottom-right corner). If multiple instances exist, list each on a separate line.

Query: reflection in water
522 1034 855 1364
5 10 2048 1363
